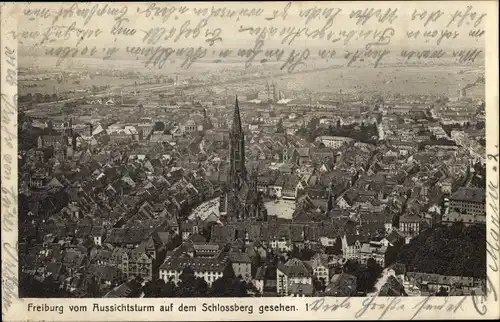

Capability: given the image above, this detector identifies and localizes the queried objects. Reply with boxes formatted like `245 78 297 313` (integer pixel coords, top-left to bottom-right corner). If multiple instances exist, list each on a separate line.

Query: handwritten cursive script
411 296 466 320
472 147 500 315
14 2 487 70
1 42 20 316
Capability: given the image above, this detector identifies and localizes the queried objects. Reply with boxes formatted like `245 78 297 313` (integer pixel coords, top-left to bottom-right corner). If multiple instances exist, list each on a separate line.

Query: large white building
315 136 354 149
449 187 486 216
159 243 231 286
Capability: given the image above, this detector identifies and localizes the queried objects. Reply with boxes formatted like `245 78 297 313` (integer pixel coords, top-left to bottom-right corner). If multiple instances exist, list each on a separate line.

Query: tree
153 121 165 131
87 276 101 297
34 92 43 103
19 273 71 298
436 287 449 296
307 118 319 134
208 268 250 297
313 277 326 293
176 267 208 297
343 259 382 294
396 224 486 278
367 258 382 278
162 278 177 297
276 119 284 133
144 279 166 298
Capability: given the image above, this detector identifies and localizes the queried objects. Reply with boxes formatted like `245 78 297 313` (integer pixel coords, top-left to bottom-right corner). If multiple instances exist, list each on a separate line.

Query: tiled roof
160 252 230 272
278 258 313 277
228 252 252 264
450 187 485 203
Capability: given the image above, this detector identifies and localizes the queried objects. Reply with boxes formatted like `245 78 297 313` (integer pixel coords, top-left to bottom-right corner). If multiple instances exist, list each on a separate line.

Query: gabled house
324 272 357 296
307 253 330 284
276 258 313 297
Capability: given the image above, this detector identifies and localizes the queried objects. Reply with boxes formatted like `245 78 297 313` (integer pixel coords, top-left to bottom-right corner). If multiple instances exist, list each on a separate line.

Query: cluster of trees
91 84 110 93
343 258 383 295
418 138 457 151
471 162 486 188
276 119 284 133
325 122 378 145
19 125 45 151
297 118 378 145
396 223 486 278
153 121 165 132
19 273 72 298
313 276 327 293
295 118 320 142
143 267 254 298
289 246 316 261
18 92 60 104
441 121 485 136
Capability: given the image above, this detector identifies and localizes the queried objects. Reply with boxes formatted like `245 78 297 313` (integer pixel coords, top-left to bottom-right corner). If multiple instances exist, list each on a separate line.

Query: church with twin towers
219 97 268 223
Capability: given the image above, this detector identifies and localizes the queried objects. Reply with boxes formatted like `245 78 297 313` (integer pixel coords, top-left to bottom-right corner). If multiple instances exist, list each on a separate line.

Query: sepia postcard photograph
1 1 499 321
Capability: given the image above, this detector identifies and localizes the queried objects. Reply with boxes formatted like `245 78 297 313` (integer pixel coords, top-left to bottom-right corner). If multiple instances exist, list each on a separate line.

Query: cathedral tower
229 96 246 189
220 96 267 224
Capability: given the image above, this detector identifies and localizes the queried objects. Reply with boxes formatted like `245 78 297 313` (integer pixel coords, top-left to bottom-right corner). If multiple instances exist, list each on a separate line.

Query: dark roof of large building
159 252 230 272
104 280 143 298
450 187 485 203
277 258 313 277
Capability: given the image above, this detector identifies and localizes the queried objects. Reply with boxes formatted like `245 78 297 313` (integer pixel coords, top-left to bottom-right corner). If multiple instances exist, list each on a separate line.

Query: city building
276 258 313 297
219 97 267 222
315 136 354 149
159 245 231 287
449 187 486 216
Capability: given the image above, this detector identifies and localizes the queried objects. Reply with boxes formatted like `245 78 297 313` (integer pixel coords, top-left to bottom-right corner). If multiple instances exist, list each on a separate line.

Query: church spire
232 96 242 133
229 95 246 190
